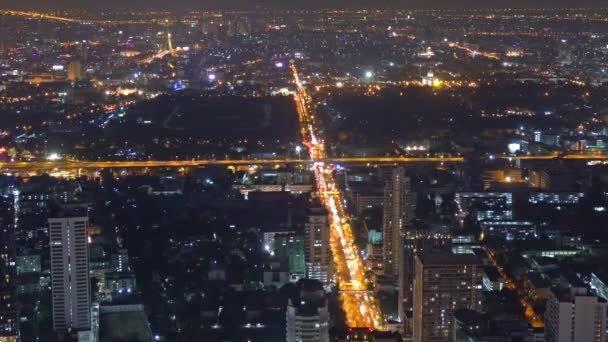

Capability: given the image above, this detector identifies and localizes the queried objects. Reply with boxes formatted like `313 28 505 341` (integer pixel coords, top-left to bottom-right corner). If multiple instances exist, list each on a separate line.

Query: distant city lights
171 82 187 91
46 153 62 161
508 143 521 154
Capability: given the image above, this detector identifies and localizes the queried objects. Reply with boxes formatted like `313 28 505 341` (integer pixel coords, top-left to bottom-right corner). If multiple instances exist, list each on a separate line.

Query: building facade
286 299 329 342
16 254 41 275
286 280 329 342
399 231 452 322
67 61 84 81
413 253 482 342
383 167 415 276
0 197 18 341
545 287 607 342
49 212 91 334
304 207 332 284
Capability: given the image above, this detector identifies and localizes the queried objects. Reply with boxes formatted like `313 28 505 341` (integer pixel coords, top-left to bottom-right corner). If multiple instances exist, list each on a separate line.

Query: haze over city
0 2 608 342
2 0 607 10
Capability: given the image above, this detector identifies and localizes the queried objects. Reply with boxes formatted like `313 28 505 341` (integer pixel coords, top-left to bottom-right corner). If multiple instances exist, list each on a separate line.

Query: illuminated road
0 10 151 25
0 10 81 23
0 153 605 171
0 157 461 171
292 62 384 329
137 50 172 65
446 41 500 60
486 248 543 328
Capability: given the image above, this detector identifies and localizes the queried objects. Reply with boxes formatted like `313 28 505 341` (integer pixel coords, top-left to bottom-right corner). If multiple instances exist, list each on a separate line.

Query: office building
413 252 482 342
481 266 504 292
351 187 384 215
67 61 84 81
104 272 136 296
545 286 607 342
274 232 306 280
454 192 513 222
528 170 578 191
480 221 536 241
16 254 41 275
590 272 608 301
399 230 451 322
49 206 91 334
286 299 329 342
110 249 130 272
528 192 585 205
286 280 329 342
366 229 383 272
0 197 18 341
304 207 332 284
558 43 574 66
383 167 415 276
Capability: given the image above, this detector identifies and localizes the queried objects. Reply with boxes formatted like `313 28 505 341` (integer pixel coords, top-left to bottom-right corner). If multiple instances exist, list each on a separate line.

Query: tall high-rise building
545 286 607 342
49 206 91 334
399 230 452 324
383 167 415 276
274 232 306 280
0 196 18 341
0 15 5 57
558 43 574 66
413 252 482 342
304 207 332 284
67 61 84 82
286 280 329 342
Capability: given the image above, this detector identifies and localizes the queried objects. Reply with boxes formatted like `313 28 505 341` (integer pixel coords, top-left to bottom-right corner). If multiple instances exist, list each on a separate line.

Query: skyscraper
67 61 84 82
0 15 5 57
545 286 607 342
383 167 415 276
49 206 91 335
0 196 18 341
413 252 482 342
399 230 452 325
304 207 332 284
286 280 329 342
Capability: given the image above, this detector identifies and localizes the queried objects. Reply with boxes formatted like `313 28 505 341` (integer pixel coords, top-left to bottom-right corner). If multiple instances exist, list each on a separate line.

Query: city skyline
1 0 607 10
1 4 608 342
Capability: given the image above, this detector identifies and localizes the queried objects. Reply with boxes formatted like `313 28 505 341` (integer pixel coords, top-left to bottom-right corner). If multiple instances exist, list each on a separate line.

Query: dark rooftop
418 252 480 266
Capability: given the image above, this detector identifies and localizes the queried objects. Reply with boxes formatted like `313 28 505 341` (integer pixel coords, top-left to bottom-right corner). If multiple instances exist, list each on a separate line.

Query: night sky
0 0 606 10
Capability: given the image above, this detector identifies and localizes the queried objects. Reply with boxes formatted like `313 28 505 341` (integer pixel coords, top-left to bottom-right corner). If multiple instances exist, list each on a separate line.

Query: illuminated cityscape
0 3 608 342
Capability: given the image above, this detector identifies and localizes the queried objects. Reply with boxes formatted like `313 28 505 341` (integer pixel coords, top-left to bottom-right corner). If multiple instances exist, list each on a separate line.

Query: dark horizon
0 0 606 11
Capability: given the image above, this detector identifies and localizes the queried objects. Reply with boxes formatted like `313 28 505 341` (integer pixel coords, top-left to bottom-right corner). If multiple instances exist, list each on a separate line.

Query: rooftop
418 252 480 266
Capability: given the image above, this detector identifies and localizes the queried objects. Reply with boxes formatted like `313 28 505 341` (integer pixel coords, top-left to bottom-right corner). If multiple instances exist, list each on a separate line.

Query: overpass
0 154 605 171
0 157 462 171
0 10 150 25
